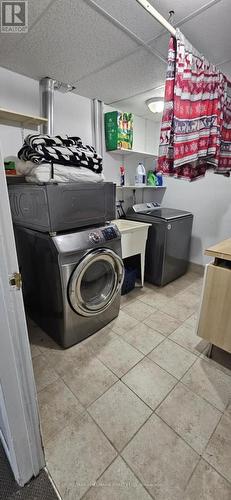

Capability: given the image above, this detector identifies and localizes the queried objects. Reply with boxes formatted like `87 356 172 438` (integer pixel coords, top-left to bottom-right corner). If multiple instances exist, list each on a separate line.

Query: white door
0 147 44 486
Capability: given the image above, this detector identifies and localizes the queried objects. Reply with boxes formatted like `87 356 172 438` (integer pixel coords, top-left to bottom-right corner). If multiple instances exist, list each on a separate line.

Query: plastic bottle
141 162 146 185
120 165 125 186
147 170 156 186
135 162 144 185
156 171 163 186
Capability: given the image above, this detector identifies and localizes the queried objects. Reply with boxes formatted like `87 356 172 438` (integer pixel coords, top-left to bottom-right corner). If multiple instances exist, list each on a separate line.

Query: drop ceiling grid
150 0 219 25
87 0 164 41
0 0 140 83
174 0 231 66
75 47 166 102
0 0 230 114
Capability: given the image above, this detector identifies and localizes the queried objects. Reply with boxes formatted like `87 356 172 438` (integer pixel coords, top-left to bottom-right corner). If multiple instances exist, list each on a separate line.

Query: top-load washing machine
14 223 124 348
127 202 193 286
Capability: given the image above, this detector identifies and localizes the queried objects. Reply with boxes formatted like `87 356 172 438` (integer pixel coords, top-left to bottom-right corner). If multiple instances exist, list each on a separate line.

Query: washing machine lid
138 207 192 221
68 248 124 317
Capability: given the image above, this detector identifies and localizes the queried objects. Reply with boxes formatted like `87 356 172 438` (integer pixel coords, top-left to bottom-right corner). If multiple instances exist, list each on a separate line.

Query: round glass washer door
68 248 124 317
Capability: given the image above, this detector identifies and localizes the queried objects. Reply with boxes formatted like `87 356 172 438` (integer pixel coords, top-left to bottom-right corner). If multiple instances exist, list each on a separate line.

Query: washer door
68 248 124 317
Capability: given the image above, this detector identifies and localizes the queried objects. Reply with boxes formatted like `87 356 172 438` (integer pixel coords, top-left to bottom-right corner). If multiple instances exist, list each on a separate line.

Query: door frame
0 147 44 486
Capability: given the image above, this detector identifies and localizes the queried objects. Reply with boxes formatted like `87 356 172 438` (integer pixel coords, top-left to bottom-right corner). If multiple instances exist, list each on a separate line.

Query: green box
104 111 133 151
4 160 16 170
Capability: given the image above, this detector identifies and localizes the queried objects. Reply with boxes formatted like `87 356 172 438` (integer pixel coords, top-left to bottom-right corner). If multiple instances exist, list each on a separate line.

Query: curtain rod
136 0 176 37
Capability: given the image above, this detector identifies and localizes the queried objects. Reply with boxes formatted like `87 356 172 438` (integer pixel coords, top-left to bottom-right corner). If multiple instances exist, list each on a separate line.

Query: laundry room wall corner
0 67 93 157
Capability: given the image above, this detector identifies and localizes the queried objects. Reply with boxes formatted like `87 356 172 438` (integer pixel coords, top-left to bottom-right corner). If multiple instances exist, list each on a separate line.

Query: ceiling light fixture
146 97 164 114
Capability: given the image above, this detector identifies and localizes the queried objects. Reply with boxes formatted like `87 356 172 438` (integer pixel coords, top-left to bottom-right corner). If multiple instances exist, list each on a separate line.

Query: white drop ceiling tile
177 0 231 65
75 49 166 103
0 0 139 82
150 32 170 59
92 0 163 41
0 0 54 54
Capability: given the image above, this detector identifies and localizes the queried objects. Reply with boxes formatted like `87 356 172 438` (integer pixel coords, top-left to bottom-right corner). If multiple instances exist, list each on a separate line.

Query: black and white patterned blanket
18 134 103 173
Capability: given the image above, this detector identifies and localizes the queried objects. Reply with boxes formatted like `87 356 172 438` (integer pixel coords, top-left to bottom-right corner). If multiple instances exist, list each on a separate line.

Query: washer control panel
88 225 119 244
146 202 160 209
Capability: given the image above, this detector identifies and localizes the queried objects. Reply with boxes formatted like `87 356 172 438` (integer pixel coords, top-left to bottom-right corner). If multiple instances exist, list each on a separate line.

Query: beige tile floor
28 271 231 500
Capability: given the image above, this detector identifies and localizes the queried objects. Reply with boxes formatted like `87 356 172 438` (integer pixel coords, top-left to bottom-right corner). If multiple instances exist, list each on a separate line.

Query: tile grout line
39 319 224 436
153 380 224 458
183 456 202 493
86 399 152 458
153 374 225 445
201 455 231 487
61 372 119 412
174 346 231 413
35 376 62 395
153 410 203 458
166 333 205 357
95 335 147 378
110 326 167 356
179 375 230 414
78 454 119 500
34 321 227 420
43 397 119 500
76 337 227 477
200 404 226 459
119 455 158 500
140 298 199 323
143 314 194 337
146 338 198 377
33 279 214 498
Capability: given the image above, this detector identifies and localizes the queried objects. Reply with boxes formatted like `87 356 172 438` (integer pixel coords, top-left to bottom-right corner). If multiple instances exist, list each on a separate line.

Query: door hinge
9 272 22 290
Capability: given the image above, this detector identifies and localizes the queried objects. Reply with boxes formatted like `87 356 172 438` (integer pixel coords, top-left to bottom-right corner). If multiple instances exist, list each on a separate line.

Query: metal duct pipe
92 99 103 156
39 77 55 135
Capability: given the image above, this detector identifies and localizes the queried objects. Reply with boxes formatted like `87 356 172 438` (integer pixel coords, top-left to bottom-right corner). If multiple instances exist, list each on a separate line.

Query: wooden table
112 219 151 286
197 239 231 354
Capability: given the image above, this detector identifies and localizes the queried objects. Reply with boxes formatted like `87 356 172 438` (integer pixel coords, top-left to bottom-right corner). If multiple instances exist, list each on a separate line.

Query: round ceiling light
146 97 164 114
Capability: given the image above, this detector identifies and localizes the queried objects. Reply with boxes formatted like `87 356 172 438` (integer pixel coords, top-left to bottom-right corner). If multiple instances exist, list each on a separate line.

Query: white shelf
0 108 48 127
116 185 166 189
108 148 157 158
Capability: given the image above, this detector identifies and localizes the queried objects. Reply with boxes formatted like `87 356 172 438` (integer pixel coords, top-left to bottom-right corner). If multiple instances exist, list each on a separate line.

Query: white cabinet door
0 146 44 486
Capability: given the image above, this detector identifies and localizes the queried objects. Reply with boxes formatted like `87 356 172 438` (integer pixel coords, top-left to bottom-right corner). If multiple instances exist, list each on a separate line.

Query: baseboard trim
188 262 204 276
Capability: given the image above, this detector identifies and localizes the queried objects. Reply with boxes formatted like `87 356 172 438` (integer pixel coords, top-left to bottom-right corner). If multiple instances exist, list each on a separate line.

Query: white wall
0 67 93 158
0 69 39 158
54 91 92 144
163 173 231 266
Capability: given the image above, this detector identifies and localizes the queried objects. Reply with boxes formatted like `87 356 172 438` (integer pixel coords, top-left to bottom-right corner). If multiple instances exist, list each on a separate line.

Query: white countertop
112 219 151 234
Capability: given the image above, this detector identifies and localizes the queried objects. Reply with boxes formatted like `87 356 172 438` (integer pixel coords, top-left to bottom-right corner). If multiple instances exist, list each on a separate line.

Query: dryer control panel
102 226 118 240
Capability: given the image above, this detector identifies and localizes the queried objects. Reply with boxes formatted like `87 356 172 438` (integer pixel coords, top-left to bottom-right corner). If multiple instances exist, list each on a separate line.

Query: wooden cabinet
197 239 231 354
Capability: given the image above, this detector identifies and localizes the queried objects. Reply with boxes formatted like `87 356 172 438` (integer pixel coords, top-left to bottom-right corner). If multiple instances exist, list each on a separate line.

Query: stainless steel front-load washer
14 224 124 348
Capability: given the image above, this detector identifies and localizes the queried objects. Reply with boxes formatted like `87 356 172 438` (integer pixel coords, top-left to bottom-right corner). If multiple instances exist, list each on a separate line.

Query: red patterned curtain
158 29 231 181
